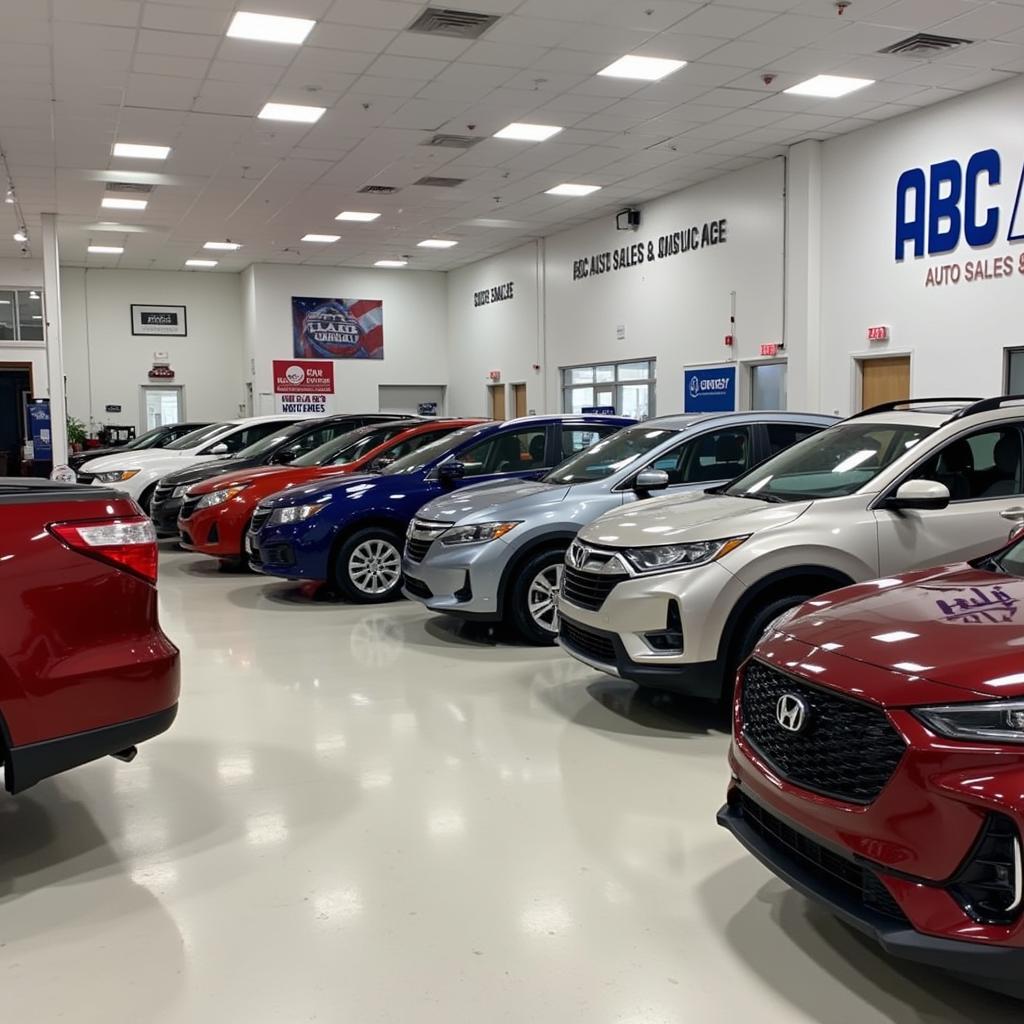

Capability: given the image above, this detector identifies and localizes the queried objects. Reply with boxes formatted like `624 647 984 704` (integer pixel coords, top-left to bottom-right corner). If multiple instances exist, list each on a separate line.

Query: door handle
1000 506 1024 522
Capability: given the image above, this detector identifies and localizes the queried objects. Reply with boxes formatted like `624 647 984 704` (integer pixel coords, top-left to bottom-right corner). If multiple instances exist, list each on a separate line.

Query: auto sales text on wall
572 219 727 281
473 281 514 307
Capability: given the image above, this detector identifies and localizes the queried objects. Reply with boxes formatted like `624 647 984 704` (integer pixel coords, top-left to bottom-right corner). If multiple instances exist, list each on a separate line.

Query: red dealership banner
272 360 335 394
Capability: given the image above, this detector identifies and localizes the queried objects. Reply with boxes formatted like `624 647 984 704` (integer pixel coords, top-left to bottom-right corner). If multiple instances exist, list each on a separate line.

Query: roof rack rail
946 394 1024 422
848 397 981 421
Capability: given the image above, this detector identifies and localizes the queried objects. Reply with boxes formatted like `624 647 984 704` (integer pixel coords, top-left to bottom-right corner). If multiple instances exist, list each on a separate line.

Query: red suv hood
189 462 358 494
780 564 1024 699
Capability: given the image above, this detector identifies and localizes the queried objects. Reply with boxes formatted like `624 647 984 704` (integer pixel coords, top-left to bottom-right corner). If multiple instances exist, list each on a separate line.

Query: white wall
446 242 541 416
819 76 1024 415
244 263 449 416
60 268 245 432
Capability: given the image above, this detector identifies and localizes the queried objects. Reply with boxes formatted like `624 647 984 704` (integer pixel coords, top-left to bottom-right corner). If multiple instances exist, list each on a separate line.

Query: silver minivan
403 411 836 642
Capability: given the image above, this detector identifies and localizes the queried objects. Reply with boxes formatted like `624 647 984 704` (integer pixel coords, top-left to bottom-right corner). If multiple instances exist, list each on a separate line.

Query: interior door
140 386 184 429
511 383 527 418
488 384 506 421
861 357 910 410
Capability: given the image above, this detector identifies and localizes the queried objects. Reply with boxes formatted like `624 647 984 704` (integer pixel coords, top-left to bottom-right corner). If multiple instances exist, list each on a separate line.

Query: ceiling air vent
414 176 466 188
879 33 973 57
358 184 400 195
106 182 154 194
407 7 499 40
423 133 484 149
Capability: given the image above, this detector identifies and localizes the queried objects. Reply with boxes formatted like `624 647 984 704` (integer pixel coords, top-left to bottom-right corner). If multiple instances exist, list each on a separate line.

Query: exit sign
760 343 779 357
867 325 890 342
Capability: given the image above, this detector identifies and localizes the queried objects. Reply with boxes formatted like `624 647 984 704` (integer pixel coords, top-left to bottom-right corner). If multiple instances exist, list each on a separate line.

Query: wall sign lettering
684 366 736 413
572 219 727 281
132 304 187 336
272 359 335 395
474 282 515 307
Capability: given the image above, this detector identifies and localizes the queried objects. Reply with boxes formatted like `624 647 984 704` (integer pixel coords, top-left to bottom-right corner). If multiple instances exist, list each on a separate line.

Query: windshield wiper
735 491 788 503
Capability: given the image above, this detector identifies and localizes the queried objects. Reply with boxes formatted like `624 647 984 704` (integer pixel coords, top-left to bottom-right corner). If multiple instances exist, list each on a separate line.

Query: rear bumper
4 703 178 793
717 794 1024 993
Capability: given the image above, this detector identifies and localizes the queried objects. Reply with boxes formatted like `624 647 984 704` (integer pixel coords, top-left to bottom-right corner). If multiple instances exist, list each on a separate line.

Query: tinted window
381 425 491 476
766 422 824 457
459 427 547 478
208 422 287 455
909 427 1024 501
325 428 401 465
127 426 172 450
166 423 232 450
382 427 459 462
560 425 621 460
651 427 751 485
546 425 678 484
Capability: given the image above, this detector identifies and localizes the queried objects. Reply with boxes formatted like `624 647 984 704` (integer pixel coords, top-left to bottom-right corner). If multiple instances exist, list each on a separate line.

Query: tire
332 527 404 604
509 548 565 645
725 593 811 703
138 483 157 515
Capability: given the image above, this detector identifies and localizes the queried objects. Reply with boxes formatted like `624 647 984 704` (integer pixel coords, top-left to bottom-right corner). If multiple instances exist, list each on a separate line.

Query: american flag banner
292 296 384 360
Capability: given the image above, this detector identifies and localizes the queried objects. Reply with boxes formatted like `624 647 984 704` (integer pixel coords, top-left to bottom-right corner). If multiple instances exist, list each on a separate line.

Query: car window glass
325 428 402 465
129 426 170 450
908 426 1024 501
166 423 231 450
545 425 675 484
766 422 824 456
651 427 752 485
383 428 458 462
459 428 548 478
211 421 286 455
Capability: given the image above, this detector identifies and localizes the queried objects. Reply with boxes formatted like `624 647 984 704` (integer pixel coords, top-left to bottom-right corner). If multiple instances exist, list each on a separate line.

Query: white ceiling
2 0 1023 272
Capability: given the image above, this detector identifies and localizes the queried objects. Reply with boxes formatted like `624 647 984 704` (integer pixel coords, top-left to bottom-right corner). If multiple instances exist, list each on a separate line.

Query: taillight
49 516 159 584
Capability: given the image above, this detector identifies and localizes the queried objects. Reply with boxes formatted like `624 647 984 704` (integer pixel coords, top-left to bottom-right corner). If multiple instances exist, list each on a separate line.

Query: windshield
725 422 935 502
126 426 170 450
233 423 304 460
165 422 231 450
296 426 403 467
993 536 1024 577
380 424 488 476
546 425 678 484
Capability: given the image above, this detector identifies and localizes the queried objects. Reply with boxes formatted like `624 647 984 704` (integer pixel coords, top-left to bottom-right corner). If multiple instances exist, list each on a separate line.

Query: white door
140 386 184 429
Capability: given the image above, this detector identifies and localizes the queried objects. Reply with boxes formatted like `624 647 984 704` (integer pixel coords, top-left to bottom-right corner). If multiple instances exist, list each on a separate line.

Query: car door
875 423 1024 574
449 425 552 488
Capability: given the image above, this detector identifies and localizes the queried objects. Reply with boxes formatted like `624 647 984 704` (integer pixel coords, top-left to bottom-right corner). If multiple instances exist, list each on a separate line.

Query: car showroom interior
7 0 1024 1019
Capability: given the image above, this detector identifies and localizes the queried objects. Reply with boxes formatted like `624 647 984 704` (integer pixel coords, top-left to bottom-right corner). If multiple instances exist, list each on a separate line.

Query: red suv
0 480 179 792
720 531 1024 996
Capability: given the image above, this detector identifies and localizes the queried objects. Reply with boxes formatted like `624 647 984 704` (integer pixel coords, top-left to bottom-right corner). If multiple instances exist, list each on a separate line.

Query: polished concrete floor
2 544 1021 1022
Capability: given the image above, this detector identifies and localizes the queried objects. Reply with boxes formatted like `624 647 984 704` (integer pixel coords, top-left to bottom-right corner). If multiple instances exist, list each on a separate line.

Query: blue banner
28 399 52 460
684 367 736 413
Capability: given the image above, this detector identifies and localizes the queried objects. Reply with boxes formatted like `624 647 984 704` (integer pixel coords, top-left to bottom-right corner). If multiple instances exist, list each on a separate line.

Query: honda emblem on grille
776 694 809 733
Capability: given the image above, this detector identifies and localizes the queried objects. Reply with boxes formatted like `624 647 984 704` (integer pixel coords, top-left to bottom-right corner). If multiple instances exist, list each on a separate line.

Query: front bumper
151 494 184 535
402 539 511 619
247 518 333 581
179 506 245 559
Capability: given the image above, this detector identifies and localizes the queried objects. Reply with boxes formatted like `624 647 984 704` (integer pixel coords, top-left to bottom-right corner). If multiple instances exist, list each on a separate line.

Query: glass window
561 427 604 458
617 361 652 381
909 427 1023 501
726 422 935 502
619 384 650 421
595 365 615 383
1006 349 1024 395
211 421 286 454
17 289 43 340
381 425 490 476
546 425 678 485
561 359 656 419
458 427 548 478
567 366 594 385
166 423 231 450
0 289 14 339
383 427 459 462
766 422 825 457
652 427 752 485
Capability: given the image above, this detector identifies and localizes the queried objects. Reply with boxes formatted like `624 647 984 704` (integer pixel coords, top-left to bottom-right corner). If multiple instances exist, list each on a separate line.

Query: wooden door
861 357 910 410
488 384 506 420
511 383 527 418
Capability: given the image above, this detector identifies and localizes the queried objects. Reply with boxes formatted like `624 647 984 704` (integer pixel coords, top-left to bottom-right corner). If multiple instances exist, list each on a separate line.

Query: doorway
0 362 32 475
860 356 910 410
510 382 527 418
140 385 185 430
378 384 446 416
750 362 787 410
488 384 506 420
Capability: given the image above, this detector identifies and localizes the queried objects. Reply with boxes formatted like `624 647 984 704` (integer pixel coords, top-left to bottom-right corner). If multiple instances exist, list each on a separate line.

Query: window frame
0 288 44 342
560 358 656 420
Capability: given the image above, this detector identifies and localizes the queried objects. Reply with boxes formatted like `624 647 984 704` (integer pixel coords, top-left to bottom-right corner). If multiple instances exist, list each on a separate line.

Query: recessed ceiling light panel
598 55 686 81
185 259 218 267
784 74 874 98
88 245 124 254
302 233 340 243
374 260 408 267
494 122 563 142
335 211 381 222
545 183 602 197
227 11 315 44
258 102 325 123
203 241 242 250
102 197 147 210
417 239 458 249
112 143 170 160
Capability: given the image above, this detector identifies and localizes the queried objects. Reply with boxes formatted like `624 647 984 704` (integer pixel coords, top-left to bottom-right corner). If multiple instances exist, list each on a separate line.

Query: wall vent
423 133 484 149
358 184 400 194
879 33 973 57
106 181 154 194
414 175 466 188
408 7 499 40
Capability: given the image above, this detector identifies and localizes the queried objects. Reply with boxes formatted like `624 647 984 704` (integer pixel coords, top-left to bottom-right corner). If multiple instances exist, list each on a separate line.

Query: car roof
630 411 838 430
220 414 309 426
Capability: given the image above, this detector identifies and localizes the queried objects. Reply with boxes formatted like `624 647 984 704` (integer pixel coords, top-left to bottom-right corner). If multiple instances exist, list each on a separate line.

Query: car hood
161 456 259 488
259 471 390 508
79 449 205 471
191 464 334 494
416 480 569 523
578 491 810 547
780 565 1024 698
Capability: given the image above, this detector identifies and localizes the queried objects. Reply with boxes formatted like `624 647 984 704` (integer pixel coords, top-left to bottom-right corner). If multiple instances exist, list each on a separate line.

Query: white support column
41 212 68 467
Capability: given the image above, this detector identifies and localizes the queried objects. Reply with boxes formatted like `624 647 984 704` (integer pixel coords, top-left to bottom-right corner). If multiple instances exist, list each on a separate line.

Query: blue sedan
246 415 634 602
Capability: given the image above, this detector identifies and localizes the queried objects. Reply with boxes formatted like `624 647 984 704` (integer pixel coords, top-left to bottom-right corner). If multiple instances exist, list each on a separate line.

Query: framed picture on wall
131 304 187 337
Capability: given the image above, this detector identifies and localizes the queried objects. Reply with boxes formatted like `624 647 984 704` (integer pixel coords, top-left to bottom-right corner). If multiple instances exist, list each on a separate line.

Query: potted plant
66 417 87 453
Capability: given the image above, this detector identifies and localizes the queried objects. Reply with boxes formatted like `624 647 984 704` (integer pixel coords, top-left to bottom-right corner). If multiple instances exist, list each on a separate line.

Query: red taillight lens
49 516 159 584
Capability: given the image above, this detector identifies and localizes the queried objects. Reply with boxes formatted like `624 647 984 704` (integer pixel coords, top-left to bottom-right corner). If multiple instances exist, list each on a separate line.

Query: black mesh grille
405 537 433 562
153 482 173 503
559 617 616 665
76 470 95 485
250 508 272 535
739 794 908 923
179 497 200 520
741 660 906 804
561 566 625 612
404 577 433 600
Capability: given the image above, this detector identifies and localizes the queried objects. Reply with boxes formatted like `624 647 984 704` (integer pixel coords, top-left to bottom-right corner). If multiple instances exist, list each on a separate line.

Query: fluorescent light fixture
112 143 170 160
226 10 315 45
417 239 458 249
494 122 563 142
258 102 325 124
374 259 407 267
31 314 41 319
88 245 124 254
203 241 241 250
785 74 874 98
545 183 601 197
301 233 340 243
336 211 380 222
102 197 147 210
598 55 686 81
12 231 26 242
185 258 218 267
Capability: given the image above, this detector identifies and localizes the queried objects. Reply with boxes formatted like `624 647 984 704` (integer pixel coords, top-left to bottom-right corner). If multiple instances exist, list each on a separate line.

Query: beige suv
558 398 1024 700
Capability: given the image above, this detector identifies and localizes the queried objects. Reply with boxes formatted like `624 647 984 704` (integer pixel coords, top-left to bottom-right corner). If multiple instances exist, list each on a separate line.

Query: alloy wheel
527 563 562 634
348 538 402 596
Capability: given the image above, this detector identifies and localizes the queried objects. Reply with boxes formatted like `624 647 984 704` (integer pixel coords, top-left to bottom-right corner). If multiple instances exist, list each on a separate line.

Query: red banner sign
273 360 335 394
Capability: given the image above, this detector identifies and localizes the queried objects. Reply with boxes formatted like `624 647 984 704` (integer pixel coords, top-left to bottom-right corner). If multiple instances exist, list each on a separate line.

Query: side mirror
273 448 297 464
886 479 951 511
634 469 670 495
209 442 229 455
437 460 466 486
370 456 395 473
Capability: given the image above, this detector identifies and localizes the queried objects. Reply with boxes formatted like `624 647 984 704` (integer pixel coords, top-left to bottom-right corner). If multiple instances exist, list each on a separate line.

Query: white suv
558 398 1024 700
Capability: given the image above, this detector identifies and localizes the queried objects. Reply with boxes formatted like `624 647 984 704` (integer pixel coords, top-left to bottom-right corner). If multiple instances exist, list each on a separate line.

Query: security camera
762 73 777 87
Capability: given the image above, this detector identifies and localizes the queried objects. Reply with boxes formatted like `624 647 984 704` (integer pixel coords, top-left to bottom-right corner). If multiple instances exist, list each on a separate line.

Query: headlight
914 701 1024 744
268 502 329 526
195 485 248 510
93 469 140 483
172 485 190 498
440 521 521 545
621 536 747 574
